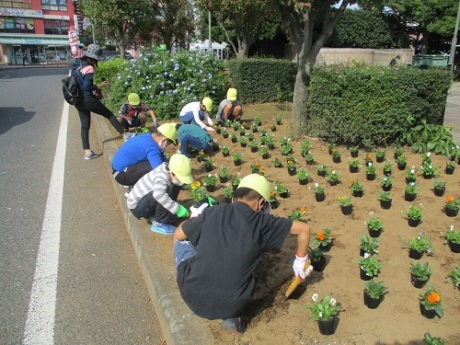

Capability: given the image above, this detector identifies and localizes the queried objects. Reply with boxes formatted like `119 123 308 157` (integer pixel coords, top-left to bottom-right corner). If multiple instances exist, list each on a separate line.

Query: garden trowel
284 259 311 300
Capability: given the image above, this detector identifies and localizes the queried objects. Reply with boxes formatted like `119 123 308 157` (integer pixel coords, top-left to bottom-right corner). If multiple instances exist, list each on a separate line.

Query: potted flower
274 182 288 198
250 162 261 174
365 163 376 180
350 146 359 158
259 128 268 137
220 145 230 157
410 262 432 289
189 181 208 207
231 152 243 166
363 279 388 309
403 204 423 227
376 191 392 209
269 191 278 209
246 133 254 142
406 233 433 259
338 195 352 215
395 155 408 170
443 225 460 253
241 121 249 130
254 116 262 126
382 161 392 176
431 180 446 197
360 234 379 256
317 164 328 177
308 247 326 272
306 294 341 335
272 157 282 168
221 128 229 138
447 265 460 290
312 228 333 252
238 136 247 147
260 146 269 160
312 183 326 202
327 143 336 155
366 214 383 238
404 182 419 201
424 332 446 345
394 145 403 159
380 175 393 191
229 133 237 143
221 184 234 203
326 170 341 186
196 150 208 163
305 152 315 165
202 173 218 192
280 143 293 156
264 135 275 149
419 286 443 319
444 195 460 217
300 139 311 156
275 115 282 125
286 156 297 176
405 166 417 183
270 122 276 132
445 160 456 175
288 207 308 221
224 119 232 128
421 162 439 179
231 174 241 191
295 168 310 185
375 149 386 163
349 179 364 197
252 122 259 132
364 153 373 165
218 166 230 183
232 122 239 131
331 148 341 163
348 159 359 173
279 136 290 146
238 127 246 137
357 253 381 280
202 158 214 172
215 125 222 134
248 139 258 152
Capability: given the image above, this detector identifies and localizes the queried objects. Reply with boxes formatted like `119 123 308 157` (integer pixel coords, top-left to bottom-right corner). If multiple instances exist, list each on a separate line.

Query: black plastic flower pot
206 185 215 193
250 146 258 153
420 303 436 319
332 156 341 163
317 170 327 177
352 190 363 198
205 166 213 172
360 268 374 281
349 166 359 173
366 173 376 181
341 205 353 215
445 167 455 175
397 162 407 170
299 178 308 185
317 317 336 336
222 152 229 157
411 274 429 289
368 228 382 238
376 156 385 163
448 241 460 253
315 193 325 202
319 243 331 252
262 153 269 160
380 199 392 210
219 176 229 183
382 185 392 192
363 291 382 309
350 150 359 158
404 192 417 202
434 187 445 197
279 191 289 199
408 218 421 227
288 167 297 176
409 248 423 260
445 207 459 217
233 159 242 166
312 255 326 272
406 177 416 184
270 200 278 209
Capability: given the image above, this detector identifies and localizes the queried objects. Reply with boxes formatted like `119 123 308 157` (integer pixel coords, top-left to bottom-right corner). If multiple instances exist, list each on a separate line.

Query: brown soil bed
142 102 459 345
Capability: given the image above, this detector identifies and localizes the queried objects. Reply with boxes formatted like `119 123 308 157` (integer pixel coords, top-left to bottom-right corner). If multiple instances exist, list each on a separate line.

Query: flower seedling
376 191 391 201
364 279 388 299
404 204 423 220
326 170 341 184
221 184 234 200
219 166 229 178
296 168 310 181
272 157 282 167
288 207 308 221
312 182 325 195
447 265 460 289
443 225 460 245
231 152 243 162
220 145 230 156
380 175 393 188
410 262 432 282
312 228 333 247
445 196 460 211
424 332 446 345
306 294 341 321
357 253 381 278
202 173 217 187
338 195 352 206
349 180 364 193
366 215 383 231
406 233 433 254
189 181 208 203
360 235 379 255
419 286 443 318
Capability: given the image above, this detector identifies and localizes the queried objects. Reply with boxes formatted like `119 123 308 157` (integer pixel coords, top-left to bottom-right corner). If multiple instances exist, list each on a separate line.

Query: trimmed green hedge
226 58 296 103
306 65 451 147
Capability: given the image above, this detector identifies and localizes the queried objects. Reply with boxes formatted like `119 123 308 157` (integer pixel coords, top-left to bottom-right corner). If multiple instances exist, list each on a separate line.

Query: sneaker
150 220 176 235
123 132 136 142
84 151 100 160
221 317 246 334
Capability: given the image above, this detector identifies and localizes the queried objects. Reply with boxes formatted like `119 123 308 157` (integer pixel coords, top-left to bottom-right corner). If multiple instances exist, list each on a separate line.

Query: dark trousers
131 185 182 224
113 160 152 187
76 94 124 150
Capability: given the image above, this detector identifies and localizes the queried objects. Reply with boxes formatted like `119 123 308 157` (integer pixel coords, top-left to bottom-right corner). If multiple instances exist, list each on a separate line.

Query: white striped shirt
127 163 179 214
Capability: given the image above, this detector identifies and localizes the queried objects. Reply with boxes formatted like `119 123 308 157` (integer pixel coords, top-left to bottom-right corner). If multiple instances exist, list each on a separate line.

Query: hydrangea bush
105 49 228 120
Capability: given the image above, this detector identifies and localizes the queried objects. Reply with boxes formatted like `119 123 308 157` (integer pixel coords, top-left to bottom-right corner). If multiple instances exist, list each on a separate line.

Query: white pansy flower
330 298 337 306
451 225 455 231
364 252 370 259
312 293 319 302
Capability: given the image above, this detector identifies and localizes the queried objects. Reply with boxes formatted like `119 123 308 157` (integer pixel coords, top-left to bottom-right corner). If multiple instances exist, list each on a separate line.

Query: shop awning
0 34 68 45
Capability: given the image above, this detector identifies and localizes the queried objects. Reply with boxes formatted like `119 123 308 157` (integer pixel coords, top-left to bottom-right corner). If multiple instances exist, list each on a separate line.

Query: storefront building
0 0 79 65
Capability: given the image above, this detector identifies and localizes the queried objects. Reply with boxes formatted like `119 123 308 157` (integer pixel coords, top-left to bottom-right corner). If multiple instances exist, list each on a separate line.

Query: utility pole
449 0 460 76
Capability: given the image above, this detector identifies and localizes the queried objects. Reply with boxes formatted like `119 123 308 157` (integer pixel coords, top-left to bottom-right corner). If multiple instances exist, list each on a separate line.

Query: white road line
22 101 69 345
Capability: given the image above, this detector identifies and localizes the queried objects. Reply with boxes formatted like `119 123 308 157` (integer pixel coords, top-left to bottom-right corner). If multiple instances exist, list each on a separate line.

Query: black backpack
62 69 83 105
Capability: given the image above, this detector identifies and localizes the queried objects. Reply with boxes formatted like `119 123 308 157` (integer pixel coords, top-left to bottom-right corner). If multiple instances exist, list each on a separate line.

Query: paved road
0 67 163 345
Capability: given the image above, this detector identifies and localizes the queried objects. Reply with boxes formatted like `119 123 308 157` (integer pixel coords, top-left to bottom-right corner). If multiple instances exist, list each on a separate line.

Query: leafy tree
269 0 384 136
327 9 393 48
195 0 281 58
386 0 459 54
80 0 157 58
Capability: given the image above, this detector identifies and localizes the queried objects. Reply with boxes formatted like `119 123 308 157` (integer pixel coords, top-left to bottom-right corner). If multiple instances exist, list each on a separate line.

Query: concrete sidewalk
88 81 459 345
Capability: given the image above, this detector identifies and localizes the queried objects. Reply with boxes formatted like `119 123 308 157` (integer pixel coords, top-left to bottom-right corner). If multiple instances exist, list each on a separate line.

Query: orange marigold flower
199 151 205 156
331 148 337 153
426 291 441 304
300 207 307 214
316 233 325 241
350 180 355 186
270 191 275 197
446 196 454 203
366 154 372 160
255 162 260 167
259 169 265 174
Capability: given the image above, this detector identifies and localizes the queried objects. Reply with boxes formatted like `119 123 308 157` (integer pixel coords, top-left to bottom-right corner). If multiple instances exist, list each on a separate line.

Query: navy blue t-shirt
177 202 292 320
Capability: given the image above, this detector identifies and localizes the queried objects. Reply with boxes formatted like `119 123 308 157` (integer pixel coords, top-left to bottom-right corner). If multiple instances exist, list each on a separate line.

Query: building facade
0 0 81 65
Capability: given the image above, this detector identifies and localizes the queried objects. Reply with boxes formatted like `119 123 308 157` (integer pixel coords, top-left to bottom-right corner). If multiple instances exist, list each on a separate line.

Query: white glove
190 203 208 218
293 254 313 279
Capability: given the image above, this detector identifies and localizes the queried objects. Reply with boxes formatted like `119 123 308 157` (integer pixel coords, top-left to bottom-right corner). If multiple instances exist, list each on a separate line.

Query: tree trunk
236 35 249 58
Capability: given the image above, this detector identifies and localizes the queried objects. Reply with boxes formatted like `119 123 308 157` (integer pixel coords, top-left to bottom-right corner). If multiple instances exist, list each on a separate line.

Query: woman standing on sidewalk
74 44 125 160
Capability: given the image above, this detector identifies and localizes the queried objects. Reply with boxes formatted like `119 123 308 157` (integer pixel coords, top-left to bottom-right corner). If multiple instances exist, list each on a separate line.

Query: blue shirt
112 133 165 172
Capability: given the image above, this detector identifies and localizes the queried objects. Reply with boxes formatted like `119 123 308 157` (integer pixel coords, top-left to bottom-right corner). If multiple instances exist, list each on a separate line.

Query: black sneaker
221 317 246 334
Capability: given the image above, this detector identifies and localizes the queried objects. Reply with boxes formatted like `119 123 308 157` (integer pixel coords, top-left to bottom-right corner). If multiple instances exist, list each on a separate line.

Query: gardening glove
190 203 208 218
207 196 218 206
293 254 313 279
176 204 190 218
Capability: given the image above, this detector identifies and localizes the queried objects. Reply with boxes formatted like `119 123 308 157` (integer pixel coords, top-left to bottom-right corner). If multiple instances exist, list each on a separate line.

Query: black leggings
75 94 124 150
113 160 152 187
